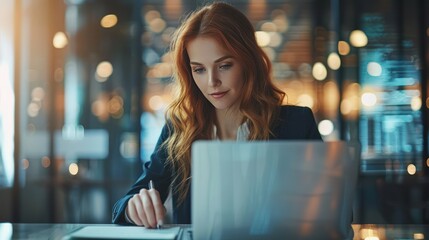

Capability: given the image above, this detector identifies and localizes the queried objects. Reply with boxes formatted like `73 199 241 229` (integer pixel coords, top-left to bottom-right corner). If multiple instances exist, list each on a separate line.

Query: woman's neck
215 108 243 140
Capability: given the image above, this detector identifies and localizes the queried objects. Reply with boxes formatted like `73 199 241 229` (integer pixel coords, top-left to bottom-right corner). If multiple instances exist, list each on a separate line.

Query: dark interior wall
0 189 12 221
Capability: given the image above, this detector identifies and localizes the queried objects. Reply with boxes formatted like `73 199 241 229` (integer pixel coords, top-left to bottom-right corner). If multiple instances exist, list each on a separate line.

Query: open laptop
191 141 358 240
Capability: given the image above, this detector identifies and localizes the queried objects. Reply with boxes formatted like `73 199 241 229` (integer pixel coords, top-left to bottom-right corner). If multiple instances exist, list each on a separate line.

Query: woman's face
187 37 245 111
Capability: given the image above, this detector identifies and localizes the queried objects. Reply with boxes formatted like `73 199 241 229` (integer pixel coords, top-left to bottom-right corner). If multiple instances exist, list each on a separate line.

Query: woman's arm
112 123 172 225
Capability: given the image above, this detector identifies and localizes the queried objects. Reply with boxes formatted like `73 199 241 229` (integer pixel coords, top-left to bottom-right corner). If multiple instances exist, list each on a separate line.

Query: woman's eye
219 64 232 70
192 67 205 73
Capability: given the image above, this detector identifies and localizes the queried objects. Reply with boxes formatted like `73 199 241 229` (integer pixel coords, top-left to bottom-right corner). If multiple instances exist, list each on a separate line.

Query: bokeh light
96 61 113 80
312 62 327 81
100 14 118 28
367 62 382 76
411 97 422 111
338 41 350 55
318 120 334 136
69 163 79 175
361 92 377 107
53 32 68 49
327 52 341 70
407 164 416 175
350 30 368 47
255 31 270 47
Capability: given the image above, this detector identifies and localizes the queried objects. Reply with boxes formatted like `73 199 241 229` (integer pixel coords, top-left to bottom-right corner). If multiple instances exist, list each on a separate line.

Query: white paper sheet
66 226 180 240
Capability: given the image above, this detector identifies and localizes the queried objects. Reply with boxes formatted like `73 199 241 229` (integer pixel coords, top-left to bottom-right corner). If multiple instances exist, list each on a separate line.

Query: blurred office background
0 0 428 224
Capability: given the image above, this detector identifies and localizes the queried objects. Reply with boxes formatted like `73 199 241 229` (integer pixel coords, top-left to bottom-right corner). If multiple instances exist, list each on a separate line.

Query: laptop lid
191 141 358 240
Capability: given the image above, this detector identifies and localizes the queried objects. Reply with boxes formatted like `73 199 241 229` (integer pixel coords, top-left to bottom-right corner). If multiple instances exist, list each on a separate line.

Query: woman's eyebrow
190 55 233 65
214 55 233 63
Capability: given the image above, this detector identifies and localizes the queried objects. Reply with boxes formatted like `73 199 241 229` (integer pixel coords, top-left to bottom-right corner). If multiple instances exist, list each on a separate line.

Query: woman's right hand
125 188 165 228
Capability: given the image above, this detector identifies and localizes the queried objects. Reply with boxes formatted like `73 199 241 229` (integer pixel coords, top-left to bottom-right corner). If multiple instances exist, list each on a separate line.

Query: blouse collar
213 121 249 141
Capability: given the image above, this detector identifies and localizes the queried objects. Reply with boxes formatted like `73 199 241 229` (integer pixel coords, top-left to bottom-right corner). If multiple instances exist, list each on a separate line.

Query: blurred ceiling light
297 94 314 108
27 102 41 117
268 32 282 47
323 81 340 112
53 32 68 49
272 14 289 32
108 96 124 115
427 158 429 167
367 62 382 76
312 62 327 81
148 95 164 111
350 30 368 47
411 97 422 111
96 61 113 80
407 164 416 175
161 52 173 63
364 237 380 240
414 233 425 240
92 94 110 121
349 83 361 93
31 87 45 101
149 18 166 33
351 96 361 110
255 31 270 47
261 22 277 32
100 14 118 28
145 10 161 23
69 163 79 175
338 41 350 55
327 52 341 70
340 99 352 115
155 63 172 78
361 92 377 107
343 83 362 116
147 63 173 79
92 100 105 116
111 108 124 119
318 120 334 136
360 228 379 240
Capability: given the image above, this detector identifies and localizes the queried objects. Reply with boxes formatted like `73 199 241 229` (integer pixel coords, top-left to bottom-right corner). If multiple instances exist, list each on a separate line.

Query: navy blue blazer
112 105 322 224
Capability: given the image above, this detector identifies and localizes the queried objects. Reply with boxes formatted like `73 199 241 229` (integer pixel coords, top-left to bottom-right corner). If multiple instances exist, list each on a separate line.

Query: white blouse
212 122 250 141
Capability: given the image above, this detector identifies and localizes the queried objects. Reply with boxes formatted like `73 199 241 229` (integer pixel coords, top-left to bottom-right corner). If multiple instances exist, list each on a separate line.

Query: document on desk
66 226 181 240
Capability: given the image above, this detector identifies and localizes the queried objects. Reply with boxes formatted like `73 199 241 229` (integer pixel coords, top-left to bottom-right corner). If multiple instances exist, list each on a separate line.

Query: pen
148 180 161 229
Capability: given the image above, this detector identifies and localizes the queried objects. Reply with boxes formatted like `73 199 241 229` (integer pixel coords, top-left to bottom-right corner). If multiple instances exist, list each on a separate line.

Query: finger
125 205 136 225
148 189 165 226
127 197 143 226
140 189 157 228
137 194 150 228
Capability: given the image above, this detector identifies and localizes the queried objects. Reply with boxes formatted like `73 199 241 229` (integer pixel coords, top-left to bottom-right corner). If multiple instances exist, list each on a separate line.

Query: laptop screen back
191 141 358 240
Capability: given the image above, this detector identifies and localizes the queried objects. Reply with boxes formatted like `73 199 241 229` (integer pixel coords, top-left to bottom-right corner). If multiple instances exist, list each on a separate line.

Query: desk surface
1 223 429 240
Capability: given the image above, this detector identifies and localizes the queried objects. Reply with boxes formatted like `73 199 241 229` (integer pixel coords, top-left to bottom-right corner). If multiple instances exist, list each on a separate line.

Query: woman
112 2 322 228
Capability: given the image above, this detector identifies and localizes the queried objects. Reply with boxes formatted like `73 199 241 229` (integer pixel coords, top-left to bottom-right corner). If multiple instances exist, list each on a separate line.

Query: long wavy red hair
165 2 285 204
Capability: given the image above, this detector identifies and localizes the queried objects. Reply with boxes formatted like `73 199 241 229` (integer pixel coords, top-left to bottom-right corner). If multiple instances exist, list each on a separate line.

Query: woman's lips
210 91 228 99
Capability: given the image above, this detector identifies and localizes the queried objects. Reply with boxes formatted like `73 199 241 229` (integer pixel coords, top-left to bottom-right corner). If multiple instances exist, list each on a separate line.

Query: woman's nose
208 71 221 87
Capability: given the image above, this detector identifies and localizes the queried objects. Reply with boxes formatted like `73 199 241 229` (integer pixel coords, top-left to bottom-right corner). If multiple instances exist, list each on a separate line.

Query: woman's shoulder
272 105 322 140
278 105 314 117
